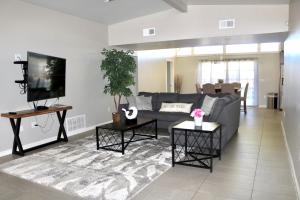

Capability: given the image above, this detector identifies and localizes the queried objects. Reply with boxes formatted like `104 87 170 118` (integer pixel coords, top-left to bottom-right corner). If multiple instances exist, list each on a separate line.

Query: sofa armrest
217 98 240 125
216 98 241 147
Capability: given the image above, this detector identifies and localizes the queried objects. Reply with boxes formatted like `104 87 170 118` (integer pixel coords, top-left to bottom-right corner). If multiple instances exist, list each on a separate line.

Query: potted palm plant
100 48 136 123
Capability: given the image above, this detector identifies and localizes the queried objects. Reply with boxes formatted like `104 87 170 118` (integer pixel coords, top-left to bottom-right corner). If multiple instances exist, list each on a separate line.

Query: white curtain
198 59 258 106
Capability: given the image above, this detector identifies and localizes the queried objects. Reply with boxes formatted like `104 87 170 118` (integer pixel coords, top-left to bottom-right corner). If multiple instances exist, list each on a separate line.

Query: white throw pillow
201 96 217 116
159 103 193 113
136 96 152 111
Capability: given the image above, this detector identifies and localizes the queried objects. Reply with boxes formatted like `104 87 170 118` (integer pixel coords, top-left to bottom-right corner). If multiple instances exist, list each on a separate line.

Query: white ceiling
188 0 290 5
21 0 171 25
21 0 290 25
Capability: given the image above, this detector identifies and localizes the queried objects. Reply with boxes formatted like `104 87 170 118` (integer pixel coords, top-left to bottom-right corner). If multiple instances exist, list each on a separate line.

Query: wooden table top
1 105 72 119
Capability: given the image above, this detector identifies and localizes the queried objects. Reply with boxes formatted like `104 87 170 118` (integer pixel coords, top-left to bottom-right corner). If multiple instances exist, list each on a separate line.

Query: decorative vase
194 116 203 126
112 112 121 124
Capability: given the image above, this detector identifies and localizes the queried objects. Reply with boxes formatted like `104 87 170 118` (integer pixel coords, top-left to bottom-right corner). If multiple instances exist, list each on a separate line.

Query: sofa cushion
177 93 204 111
127 96 136 107
136 96 152 110
156 93 178 110
139 110 189 122
208 98 226 121
139 92 159 111
207 94 240 121
201 96 218 116
159 103 193 113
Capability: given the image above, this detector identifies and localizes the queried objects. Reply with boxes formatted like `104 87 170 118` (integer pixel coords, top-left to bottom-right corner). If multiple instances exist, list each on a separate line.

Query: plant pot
194 117 203 127
112 112 121 124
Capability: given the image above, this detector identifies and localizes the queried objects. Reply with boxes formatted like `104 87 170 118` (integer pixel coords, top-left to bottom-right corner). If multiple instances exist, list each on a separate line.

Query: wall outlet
14 54 22 61
31 122 38 128
107 106 111 113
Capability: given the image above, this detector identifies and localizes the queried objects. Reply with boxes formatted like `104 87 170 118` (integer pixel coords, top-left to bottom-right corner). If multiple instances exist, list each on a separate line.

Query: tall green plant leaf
100 48 136 111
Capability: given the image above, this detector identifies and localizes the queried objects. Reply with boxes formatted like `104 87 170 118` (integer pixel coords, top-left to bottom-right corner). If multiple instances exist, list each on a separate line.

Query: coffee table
171 120 222 172
96 118 157 155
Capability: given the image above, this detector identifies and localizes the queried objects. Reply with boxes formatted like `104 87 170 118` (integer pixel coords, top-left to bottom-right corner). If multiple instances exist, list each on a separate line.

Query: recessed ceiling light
104 0 114 2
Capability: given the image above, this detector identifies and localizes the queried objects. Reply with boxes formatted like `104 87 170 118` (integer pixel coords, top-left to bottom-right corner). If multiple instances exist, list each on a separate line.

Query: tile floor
0 108 297 200
132 108 298 200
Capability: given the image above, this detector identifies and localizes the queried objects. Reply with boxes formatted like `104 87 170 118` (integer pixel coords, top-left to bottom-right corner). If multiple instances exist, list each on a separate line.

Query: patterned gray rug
0 134 172 200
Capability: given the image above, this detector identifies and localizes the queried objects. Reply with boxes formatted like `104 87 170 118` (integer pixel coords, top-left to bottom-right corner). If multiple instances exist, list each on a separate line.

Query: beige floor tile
253 179 296 195
257 159 290 169
251 190 297 200
132 165 208 200
192 191 246 200
198 182 252 200
213 165 256 178
0 108 298 200
132 186 198 200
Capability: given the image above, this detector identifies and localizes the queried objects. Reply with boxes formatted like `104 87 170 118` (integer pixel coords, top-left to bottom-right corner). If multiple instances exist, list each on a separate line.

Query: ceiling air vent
219 19 235 30
143 28 156 37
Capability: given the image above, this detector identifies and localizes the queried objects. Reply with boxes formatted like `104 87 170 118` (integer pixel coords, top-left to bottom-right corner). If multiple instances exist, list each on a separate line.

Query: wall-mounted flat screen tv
27 52 66 102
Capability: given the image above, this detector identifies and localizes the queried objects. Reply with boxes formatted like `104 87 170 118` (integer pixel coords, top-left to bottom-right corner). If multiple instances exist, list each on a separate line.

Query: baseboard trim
0 120 112 158
259 105 267 108
281 121 300 200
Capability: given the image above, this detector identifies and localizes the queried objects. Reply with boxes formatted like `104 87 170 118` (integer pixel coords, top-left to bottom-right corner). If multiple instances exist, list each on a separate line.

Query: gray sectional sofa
121 92 241 149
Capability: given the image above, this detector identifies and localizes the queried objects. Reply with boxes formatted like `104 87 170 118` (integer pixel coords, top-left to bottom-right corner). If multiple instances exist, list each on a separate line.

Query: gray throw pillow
136 96 152 111
201 96 217 116
127 96 137 108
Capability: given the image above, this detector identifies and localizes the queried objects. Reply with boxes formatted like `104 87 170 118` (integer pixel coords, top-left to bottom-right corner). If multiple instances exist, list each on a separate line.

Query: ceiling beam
113 32 288 51
162 0 187 12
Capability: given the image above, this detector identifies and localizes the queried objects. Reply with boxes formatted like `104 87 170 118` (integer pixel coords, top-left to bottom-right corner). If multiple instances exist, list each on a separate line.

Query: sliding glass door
199 59 258 106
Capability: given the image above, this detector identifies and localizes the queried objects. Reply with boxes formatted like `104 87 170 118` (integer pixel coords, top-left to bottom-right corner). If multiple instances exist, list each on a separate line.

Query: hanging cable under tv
14 60 28 94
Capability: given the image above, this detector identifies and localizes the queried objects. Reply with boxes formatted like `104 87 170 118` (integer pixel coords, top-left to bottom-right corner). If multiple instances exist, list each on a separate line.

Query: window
176 48 192 56
225 44 258 54
136 48 176 58
260 42 281 52
199 59 258 106
193 46 224 55
135 49 176 59
200 61 227 84
228 60 257 105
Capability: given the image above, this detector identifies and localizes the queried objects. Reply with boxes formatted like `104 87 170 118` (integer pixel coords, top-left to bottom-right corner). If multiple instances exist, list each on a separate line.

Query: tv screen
27 52 66 102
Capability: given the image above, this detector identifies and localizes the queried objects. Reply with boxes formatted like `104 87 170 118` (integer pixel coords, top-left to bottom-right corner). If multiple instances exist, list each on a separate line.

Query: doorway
166 60 174 92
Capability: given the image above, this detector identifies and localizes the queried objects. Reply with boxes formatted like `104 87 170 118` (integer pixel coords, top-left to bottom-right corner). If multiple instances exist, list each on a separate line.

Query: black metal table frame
171 125 222 173
96 119 158 155
9 110 68 156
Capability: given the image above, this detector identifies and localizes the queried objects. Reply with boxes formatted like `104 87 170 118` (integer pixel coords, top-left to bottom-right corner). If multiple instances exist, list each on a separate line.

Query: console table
1 105 72 156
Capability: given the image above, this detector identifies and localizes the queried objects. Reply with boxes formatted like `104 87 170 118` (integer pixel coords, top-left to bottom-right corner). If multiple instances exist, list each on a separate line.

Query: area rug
0 134 172 200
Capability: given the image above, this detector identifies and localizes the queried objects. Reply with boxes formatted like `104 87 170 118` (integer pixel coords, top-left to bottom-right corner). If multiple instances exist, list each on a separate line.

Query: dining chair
221 83 235 94
241 82 249 114
195 83 202 93
215 83 222 88
232 82 241 89
202 83 215 94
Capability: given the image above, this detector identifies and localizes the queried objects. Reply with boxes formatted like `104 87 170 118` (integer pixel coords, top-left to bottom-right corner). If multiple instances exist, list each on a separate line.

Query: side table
171 121 222 172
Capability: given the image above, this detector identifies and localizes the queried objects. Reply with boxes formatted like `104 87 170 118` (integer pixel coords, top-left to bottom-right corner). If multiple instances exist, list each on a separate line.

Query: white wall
0 0 113 153
109 5 289 46
138 57 167 93
137 53 280 106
